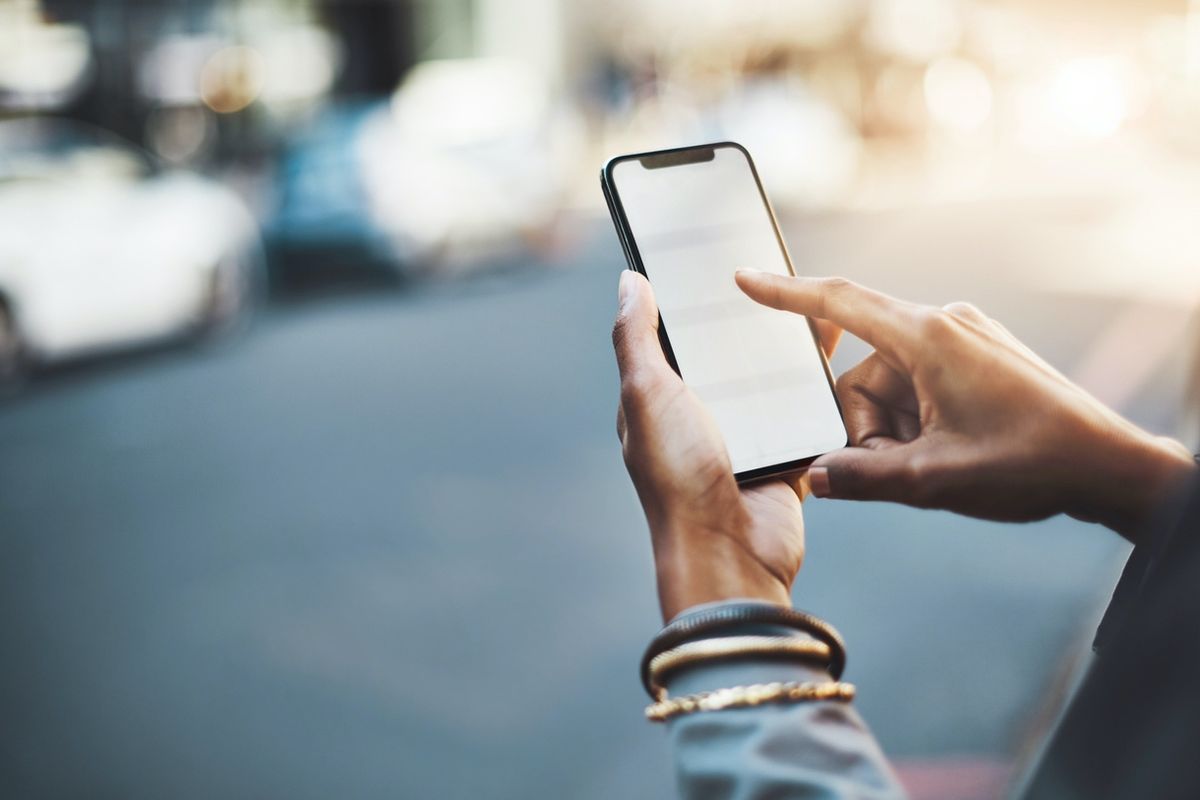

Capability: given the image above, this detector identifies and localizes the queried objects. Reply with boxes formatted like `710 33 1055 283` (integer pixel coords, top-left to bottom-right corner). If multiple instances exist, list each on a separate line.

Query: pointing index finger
735 270 918 364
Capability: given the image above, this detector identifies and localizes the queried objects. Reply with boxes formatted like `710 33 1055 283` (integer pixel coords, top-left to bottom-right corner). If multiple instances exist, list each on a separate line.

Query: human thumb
613 270 671 385
808 444 922 504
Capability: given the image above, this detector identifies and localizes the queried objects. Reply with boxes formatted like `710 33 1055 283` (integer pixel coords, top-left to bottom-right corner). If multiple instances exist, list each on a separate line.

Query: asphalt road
0 213 1190 798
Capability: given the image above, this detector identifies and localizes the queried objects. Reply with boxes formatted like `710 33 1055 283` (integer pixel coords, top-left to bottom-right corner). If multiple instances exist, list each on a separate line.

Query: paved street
0 211 1190 798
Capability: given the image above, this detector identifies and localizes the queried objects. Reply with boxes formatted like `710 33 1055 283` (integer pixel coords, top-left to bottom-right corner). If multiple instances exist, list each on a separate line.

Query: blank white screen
611 145 846 475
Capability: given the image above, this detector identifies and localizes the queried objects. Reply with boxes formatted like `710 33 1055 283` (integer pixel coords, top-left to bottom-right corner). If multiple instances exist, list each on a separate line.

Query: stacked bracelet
640 602 847 698
647 635 832 701
645 680 856 722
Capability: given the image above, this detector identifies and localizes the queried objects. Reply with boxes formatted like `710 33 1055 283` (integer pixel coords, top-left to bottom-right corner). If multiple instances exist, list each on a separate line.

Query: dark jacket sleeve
1021 473 1200 799
661 622 907 799
1091 468 1198 651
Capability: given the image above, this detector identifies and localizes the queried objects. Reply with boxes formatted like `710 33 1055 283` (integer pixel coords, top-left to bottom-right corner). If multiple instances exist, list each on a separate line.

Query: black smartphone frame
601 141 847 484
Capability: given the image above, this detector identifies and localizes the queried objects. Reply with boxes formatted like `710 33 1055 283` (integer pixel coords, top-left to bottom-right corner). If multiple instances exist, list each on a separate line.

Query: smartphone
601 142 847 483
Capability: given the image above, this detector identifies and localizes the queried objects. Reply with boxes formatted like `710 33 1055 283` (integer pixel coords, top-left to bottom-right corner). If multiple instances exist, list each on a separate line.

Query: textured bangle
641 602 847 697
645 680 856 722
647 635 832 701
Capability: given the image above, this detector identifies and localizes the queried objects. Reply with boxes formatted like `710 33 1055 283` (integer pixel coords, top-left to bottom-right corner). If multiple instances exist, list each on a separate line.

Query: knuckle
900 454 938 506
943 301 984 322
822 276 855 293
815 277 852 318
917 308 956 340
941 301 970 317
765 276 787 308
820 277 856 308
836 363 873 396
619 367 656 407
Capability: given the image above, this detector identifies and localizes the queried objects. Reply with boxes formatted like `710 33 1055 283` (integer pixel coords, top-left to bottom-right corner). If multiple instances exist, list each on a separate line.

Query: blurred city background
2 0 1200 797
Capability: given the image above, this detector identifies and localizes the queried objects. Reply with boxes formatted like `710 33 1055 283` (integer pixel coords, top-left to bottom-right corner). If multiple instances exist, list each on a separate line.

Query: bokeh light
200 45 265 114
1046 57 1133 139
924 56 993 133
0 1 91 108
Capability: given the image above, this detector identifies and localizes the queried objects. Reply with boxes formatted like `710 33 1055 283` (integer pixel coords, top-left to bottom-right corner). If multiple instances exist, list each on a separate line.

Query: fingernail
735 268 764 277
808 467 830 497
618 270 635 311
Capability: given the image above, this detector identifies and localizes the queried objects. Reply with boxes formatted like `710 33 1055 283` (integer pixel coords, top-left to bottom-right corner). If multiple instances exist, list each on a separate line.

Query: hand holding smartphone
602 142 847 482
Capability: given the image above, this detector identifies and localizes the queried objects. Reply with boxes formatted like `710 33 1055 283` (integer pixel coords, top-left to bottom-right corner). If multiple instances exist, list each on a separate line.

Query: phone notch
638 148 715 170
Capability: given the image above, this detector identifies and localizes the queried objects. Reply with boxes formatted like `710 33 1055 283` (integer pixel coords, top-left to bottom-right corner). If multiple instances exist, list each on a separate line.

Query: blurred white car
361 58 580 275
267 59 580 283
0 118 261 384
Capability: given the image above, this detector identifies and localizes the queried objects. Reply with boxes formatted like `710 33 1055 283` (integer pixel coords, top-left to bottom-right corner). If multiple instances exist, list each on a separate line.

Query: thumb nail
808 467 831 497
618 270 635 311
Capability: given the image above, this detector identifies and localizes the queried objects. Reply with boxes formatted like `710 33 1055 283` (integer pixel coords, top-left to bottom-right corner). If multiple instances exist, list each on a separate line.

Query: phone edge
600 143 848 484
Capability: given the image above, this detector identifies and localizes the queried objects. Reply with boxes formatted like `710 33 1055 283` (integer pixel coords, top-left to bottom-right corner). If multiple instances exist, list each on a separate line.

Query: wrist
1078 429 1197 544
652 523 791 622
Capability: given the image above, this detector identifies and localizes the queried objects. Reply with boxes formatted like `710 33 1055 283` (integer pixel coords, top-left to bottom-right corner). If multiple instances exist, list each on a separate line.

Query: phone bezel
601 141 848 484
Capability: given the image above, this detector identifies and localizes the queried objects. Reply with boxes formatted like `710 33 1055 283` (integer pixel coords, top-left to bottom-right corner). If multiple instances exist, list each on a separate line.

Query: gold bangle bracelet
647 635 832 701
645 680 856 723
